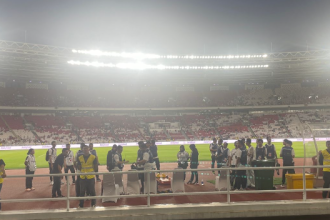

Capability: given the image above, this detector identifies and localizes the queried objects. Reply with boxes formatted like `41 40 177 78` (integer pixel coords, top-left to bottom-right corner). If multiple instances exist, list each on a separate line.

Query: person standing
246 138 255 188
107 144 117 171
25 149 36 192
113 145 129 171
177 145 190 180
280 139 295 187
229 141 238 189
64 144 76 185
0 157 6 211
187 144 199 185
235 140 248 191
136 142 154 193
255 139 267 160
265 136 277 160
89 143 101 182
48 141 57 185
52 148 68 198
74 144 85 197
319 141 330 199
216 139 224 175
209 138 218 172
77 144 98 208
150 140 160 171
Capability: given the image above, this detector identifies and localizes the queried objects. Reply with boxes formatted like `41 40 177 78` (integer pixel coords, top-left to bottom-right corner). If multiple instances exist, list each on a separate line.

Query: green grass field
0 141 324 170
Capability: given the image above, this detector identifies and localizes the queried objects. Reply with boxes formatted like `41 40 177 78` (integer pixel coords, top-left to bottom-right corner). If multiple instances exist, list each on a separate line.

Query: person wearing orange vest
77 144 98 208
319 141 330 199
0 158 6 211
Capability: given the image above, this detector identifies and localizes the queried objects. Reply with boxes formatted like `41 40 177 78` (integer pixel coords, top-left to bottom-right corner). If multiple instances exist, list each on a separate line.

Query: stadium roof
0 40 329 85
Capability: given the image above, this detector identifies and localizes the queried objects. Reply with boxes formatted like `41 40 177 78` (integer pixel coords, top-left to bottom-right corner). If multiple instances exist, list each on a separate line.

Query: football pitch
0 141 325 169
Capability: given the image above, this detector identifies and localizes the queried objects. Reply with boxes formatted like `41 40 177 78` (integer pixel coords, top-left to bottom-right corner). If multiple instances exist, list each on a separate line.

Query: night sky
1 0 330 54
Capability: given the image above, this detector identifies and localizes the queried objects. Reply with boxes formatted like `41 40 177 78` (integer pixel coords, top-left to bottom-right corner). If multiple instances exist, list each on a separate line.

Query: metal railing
1 165 330 212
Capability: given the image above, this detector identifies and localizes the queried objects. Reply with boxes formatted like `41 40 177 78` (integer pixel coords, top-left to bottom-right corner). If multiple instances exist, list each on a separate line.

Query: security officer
280 139 295 187
74 143 85 197
209 138 218 172
246 138 255 188
48 141 57 185
107 144 117 171
89 143 101 182
64 144 76 185
52 148 68 198
136 141 154 193
113 145 129 170
217 140 229 175
229 141 238 189
265 136 277 160
319 141 330 198
77 144 98 208
235 140 248 190
255 139 267 160
150 140 160 170
216 139 224 175
177 145 189 180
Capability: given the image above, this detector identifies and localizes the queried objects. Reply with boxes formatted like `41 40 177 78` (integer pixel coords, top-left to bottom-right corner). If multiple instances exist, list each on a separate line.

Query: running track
0 158 323 211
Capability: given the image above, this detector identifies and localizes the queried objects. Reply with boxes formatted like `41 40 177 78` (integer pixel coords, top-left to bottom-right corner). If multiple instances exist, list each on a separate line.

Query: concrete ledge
1 199 330 220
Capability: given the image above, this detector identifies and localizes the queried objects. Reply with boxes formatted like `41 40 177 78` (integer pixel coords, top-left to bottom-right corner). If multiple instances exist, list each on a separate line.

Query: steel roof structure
0 40 329 85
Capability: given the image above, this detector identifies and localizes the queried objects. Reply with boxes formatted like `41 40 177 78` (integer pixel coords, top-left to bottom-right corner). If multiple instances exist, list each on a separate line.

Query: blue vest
266 144 275 159
240 148 247 165
282 146 294 166
256 147 266 160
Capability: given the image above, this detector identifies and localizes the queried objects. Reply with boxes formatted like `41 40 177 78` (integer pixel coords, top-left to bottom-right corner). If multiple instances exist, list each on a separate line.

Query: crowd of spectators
1 110 330 146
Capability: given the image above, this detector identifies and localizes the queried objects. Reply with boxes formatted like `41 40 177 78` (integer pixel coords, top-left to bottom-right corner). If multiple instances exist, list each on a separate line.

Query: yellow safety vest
321 150 330 172
78 154 96 179
0 158 4 184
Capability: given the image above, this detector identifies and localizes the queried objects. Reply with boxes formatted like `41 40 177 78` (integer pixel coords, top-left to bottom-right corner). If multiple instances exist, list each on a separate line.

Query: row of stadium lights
72 49 268 60
67 60 269 70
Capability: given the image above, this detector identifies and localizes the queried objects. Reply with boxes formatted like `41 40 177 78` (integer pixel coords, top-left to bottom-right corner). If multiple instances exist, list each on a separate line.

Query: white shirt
25 154 36 172
230 149 238 166
48 148 57 164
247 145 255 164
113 154 123 169
209 143 218 155
66 150 74 166
137 152 151 169
177 151 189 163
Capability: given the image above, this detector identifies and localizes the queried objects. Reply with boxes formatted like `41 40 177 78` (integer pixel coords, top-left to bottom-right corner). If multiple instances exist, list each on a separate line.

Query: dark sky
1 0 330 54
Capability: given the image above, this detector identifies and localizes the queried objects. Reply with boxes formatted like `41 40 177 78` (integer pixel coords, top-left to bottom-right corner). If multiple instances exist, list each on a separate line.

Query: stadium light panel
67 60 269 70
72 49 268 61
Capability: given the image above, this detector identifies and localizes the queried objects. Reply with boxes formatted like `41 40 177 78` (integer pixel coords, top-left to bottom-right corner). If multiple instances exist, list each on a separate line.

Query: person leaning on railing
319 141 330 199
0 157 6 211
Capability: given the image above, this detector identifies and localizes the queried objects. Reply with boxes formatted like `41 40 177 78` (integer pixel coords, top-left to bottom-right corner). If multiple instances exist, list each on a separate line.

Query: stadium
1 1 330 220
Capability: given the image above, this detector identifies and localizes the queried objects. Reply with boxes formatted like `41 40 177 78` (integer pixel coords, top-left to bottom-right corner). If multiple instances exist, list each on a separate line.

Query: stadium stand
1 110 330 145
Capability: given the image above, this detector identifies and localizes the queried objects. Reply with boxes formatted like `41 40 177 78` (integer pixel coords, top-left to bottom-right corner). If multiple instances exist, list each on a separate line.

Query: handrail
1 165 330 212
4 165 330 178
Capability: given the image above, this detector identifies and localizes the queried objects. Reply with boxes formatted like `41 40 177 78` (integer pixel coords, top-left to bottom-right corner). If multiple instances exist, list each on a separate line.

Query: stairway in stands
278 114 293 137
0 115 21 141
22 115 43 143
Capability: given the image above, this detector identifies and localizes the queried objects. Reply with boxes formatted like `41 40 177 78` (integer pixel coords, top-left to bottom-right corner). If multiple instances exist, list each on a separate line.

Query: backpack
45 148 53 162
